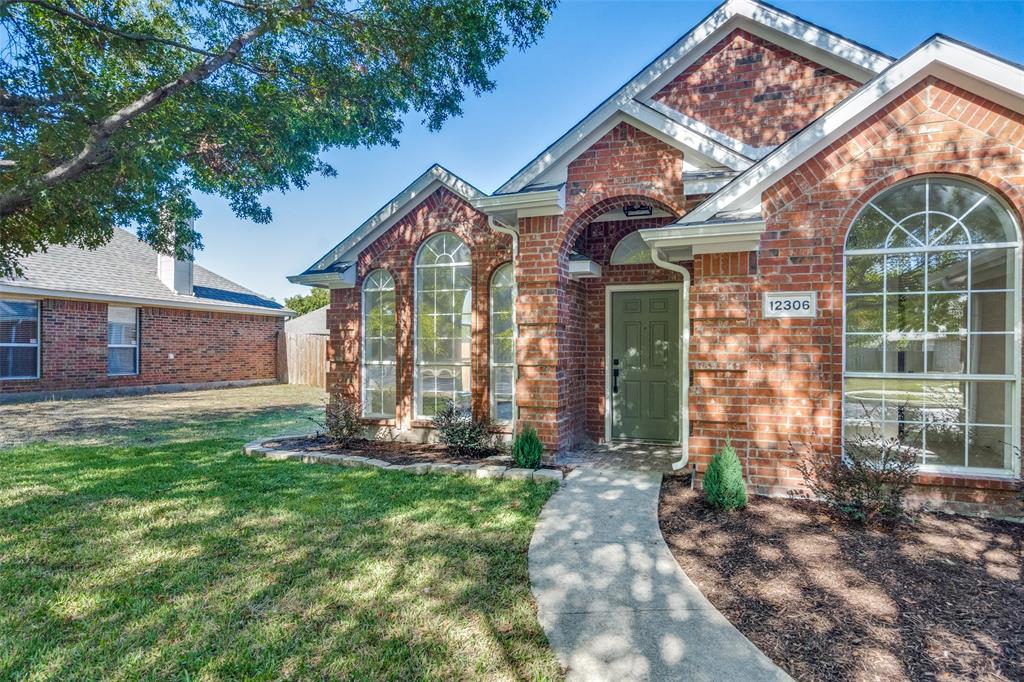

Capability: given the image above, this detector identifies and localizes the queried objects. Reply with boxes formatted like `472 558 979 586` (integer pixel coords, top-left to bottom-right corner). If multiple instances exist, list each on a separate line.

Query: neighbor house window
362 269 396 418
414 232 472 417
490 263 515 423
107 306 139 376
0 300 39 379
844 177 1021 474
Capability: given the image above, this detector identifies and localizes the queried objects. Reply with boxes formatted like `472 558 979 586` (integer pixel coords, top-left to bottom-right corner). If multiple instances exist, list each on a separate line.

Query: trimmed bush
431 401 496 457
512 426 543 469
308 397 363 446
794 423 920 524
702 439 747 510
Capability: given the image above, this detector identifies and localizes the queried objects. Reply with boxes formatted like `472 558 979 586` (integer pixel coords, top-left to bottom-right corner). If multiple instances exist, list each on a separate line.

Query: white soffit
677 36 1024 225
494 0 891 195
306 164 485 271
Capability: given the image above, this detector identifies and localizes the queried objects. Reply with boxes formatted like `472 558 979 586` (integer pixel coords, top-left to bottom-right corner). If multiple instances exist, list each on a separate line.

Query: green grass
0 411 561 679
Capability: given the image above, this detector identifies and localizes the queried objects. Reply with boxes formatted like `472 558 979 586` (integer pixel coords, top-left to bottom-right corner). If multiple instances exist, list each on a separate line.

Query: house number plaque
763 291 816 318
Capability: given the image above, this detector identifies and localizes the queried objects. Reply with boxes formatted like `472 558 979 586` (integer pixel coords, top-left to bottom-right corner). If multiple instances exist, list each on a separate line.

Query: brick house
1 227 289 399
292 0 1023 515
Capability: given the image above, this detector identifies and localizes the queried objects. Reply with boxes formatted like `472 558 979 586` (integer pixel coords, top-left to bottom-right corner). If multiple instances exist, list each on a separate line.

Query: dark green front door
610 289 680 442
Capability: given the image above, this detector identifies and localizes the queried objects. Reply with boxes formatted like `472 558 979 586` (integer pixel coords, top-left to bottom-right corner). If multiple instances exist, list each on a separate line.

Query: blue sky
192 0 1024 303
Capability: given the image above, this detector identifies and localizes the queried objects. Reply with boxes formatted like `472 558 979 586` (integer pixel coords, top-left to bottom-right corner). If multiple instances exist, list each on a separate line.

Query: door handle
612 358 620 394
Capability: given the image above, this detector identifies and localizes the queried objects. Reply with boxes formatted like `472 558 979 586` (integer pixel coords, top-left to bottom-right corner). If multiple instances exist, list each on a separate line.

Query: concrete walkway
529 468 791 681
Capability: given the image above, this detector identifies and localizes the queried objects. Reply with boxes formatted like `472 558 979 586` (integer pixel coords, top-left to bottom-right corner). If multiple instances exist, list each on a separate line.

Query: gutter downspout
650 246 690 471
489 216 520 427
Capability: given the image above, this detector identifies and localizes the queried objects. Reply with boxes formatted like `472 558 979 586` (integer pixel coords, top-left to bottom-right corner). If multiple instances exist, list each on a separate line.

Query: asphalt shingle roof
2 228 285 314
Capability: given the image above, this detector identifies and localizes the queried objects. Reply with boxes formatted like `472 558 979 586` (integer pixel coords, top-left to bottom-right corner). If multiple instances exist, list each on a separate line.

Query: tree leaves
0 0 555 276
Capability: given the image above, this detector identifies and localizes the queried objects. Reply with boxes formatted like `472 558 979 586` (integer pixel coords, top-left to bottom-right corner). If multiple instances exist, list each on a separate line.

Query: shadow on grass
0 440 561 680
659 481 1024 681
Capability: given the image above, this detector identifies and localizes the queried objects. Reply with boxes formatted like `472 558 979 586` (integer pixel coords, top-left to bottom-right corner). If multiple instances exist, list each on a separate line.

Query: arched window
609 231 654 265
490 263 515 422
844 177 1021 474
362 269 396 418
415 233 472 417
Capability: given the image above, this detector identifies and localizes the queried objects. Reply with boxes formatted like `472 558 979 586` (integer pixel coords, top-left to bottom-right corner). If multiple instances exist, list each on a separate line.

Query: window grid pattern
843 177 1020 473
0 300 40 379
362 269 397 418
415 233 472 417
489 263 515 423
107 306 139 376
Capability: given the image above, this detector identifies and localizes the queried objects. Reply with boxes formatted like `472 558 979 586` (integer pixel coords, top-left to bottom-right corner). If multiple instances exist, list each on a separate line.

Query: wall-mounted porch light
622 203 653 218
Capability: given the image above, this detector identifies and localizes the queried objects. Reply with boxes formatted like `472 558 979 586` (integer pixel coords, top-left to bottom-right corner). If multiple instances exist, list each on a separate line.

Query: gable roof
0 227 288 316
494 0 893 195
673 34 1024 227
284 306 329 335
289 164 485 287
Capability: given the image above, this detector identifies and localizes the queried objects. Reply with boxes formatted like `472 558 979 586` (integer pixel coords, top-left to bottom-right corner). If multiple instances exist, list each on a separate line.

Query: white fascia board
685 175 736 196
309 165 486 271
568 258 602 280
677 37 1024 226
640 220 766 255
495 0 890 195
642 100 774 160
287 264 356 290
523 108 753 192
0 283 292 317
472 187 565 218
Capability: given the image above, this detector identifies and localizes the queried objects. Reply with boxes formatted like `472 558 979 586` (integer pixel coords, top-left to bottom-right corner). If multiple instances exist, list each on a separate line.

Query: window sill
914 470 1020 491
361 417 396 426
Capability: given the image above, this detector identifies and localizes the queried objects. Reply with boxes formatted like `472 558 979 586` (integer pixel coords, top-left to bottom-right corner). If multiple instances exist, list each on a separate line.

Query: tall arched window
844 177 1021 474
415 233 472 417
490 263 515 423
362 269 396 418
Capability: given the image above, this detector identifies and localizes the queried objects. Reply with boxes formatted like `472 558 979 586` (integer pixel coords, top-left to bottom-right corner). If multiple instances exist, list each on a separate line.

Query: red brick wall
326 186 513 427
653 28 859 148
690 77 1024 515
0 298 282 394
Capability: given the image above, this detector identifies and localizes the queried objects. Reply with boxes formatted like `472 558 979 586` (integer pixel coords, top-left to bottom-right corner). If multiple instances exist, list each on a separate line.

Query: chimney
157 220 194 296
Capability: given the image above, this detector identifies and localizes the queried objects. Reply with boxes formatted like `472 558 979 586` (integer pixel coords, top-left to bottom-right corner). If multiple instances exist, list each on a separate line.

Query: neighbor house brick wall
689 76 1024 515
326 186 512 428
0 298 282 394
653 28 859 148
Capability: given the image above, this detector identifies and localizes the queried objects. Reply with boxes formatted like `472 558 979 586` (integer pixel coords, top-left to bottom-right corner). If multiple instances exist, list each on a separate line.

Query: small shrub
793 423 919 524
512 426 543 469
702 439 747 510
308 397 363 446
431 401 496 457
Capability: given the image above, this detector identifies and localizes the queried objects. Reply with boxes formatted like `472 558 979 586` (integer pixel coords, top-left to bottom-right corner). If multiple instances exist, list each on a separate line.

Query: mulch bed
262 435 574 473
659 479 1024 682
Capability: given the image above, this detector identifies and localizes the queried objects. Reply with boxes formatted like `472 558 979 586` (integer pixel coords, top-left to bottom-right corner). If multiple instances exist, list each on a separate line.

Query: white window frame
841 176 1022 478
107 305 140 377
0 298 41 380
413 232 473 419
361 269 397 419
489 263 515 424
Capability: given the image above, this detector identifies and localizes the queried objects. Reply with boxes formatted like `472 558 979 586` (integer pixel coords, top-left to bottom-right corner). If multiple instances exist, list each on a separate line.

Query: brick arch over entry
560 193 681 262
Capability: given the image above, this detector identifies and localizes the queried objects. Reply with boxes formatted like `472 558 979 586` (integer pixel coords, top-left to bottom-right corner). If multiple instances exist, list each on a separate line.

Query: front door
610 289 680 442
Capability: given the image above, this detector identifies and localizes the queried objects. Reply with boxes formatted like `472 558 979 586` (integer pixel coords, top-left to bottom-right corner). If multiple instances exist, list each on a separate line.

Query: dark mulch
659 479 1024 682
263 435 574 473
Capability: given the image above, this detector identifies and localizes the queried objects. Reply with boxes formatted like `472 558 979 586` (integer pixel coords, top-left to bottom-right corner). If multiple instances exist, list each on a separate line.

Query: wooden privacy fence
278 332 328 388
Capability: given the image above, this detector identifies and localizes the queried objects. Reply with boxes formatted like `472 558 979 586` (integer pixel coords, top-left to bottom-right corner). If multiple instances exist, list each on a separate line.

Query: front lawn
659 479 1023 682
0 436 561 679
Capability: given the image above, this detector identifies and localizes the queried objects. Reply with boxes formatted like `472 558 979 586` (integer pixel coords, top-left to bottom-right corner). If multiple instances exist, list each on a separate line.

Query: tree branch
0 21 271 218
6 0 223 58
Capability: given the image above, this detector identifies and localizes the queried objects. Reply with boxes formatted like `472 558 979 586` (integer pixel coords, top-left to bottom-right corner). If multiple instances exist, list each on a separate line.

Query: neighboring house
284 306 329 336
1 227 289 399
292 0 1023 515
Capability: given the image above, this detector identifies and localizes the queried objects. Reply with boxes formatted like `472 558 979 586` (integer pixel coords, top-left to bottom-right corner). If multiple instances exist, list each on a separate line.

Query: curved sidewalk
529 468 791 681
